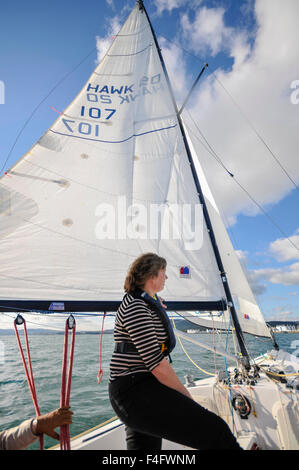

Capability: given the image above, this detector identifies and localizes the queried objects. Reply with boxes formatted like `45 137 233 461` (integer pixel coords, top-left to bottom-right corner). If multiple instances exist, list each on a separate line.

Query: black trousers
109 372 242 450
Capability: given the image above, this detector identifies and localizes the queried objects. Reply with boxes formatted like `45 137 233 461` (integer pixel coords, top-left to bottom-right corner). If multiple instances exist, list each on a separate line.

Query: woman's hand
151 358 193 400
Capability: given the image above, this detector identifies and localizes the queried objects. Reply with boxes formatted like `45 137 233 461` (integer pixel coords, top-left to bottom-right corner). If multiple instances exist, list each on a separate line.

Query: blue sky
0 0 298 329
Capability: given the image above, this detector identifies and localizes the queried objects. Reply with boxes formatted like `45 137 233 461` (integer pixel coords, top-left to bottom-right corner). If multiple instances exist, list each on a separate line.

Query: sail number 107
60 106 116 138
80 106 116 120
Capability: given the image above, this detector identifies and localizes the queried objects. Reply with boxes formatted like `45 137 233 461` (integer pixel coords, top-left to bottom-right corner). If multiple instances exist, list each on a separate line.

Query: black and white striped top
109 293 168 382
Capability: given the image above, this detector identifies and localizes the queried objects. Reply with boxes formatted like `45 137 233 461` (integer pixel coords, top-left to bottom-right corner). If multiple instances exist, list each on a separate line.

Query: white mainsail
0 2 270 340
0 4 225 307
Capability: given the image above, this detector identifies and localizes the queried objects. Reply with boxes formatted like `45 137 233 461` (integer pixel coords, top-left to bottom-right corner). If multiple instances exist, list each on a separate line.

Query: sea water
0 330 298 450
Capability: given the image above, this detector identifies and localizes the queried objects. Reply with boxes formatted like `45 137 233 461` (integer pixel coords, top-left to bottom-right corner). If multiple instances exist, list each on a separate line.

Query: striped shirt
109 293 168 382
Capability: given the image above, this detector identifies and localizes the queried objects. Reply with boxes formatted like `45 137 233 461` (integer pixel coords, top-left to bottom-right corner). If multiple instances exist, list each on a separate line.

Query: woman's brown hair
124 253 167 293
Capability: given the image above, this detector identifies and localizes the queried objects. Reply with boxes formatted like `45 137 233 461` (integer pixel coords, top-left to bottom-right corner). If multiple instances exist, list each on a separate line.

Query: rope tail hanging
14 314 44 450
97 312 107 384
60 315 76 451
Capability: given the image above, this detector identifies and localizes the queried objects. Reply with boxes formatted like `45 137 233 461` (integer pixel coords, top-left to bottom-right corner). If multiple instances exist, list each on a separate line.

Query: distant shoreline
0 319 298 336
272 330 299 334
0 329 114 336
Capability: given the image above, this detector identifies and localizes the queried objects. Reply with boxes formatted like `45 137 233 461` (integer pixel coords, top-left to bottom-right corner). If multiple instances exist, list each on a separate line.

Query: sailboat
1 0 298 450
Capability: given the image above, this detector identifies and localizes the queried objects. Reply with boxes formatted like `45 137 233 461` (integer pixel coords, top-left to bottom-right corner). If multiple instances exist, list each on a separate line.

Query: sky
0 0 298 331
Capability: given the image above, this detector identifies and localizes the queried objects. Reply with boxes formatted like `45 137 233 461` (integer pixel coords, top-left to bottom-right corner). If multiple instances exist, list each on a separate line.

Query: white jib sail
182 124 271 338
0 4 227 307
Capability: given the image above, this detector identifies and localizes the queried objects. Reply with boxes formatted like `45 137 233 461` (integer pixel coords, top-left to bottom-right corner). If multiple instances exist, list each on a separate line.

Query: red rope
97 312 106 384
14 315 44 450
60 315 76 451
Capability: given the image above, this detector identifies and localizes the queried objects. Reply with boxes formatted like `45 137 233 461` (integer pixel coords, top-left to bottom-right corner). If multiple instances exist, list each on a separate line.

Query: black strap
114 342 138 354
114 341 172 362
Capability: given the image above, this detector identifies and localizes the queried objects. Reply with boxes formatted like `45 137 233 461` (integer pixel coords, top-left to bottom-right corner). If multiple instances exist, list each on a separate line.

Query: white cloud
178 0 299 225
234 240 299 290
235 249 248 263
154 0 202 15
181 7 233 57
180 6 251 65
159 37 189 105
235 249 267 295
269 229 299 262
253 262 299 286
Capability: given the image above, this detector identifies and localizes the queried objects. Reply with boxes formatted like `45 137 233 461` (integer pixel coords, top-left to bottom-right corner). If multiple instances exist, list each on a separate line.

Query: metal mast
138 0 251 369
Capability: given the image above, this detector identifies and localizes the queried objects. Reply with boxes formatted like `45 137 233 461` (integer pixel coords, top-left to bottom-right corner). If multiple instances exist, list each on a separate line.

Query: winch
232 394 252 419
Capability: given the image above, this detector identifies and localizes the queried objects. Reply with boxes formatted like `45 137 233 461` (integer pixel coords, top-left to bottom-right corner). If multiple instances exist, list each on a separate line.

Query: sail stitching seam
49 123 177 144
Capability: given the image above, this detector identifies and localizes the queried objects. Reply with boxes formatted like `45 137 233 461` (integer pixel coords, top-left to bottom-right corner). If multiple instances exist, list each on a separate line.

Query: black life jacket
130 288 176 357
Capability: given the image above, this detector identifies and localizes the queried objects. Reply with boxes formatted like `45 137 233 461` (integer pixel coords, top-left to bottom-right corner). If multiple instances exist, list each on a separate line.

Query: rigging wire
212 73 299 194
4 29 296 293
184 111 299 255
159 33 299 194
159 34 299 252
0 46 97 176
0 310 113 332
0 311 64 331
1 28 297 336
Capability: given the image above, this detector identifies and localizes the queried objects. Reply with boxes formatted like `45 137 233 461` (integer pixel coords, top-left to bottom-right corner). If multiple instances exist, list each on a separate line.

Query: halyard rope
14 315 44 450
60 315 76 450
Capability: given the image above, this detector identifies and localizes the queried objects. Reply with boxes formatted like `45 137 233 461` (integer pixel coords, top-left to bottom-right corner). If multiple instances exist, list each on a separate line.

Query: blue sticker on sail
180 266 191 278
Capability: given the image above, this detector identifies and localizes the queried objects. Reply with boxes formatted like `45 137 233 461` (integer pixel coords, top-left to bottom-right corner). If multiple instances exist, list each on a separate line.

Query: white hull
50 349 299 451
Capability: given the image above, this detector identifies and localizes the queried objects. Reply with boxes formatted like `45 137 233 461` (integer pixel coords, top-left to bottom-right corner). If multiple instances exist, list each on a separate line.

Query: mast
139 0 250 369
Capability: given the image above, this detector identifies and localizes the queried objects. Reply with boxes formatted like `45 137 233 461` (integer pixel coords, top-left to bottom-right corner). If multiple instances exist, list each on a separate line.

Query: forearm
0 419 38 450
151 358 193 400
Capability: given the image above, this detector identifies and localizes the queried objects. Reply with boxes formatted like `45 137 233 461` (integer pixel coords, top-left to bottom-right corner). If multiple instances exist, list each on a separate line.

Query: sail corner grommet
15 314 25 326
